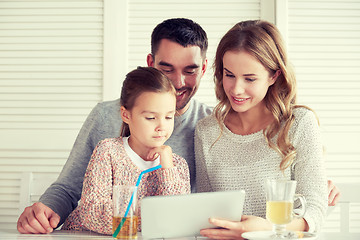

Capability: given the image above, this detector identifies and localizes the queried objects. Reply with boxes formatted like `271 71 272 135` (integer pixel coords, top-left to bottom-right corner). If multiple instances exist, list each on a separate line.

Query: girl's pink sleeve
156 154 191 195
78 140 113 235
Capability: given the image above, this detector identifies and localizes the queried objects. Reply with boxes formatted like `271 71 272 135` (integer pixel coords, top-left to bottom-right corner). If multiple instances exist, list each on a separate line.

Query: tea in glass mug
265 179 306 238
266 200 293 225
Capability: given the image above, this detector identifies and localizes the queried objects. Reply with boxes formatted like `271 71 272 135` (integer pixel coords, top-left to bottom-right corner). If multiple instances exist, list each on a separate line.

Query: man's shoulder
191 99 213 112
188 99 213 119
94 99 120 112
89 99 121 120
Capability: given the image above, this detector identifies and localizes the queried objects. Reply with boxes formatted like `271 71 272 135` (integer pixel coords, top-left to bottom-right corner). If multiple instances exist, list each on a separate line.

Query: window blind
287 0 360 233
0 0 103 230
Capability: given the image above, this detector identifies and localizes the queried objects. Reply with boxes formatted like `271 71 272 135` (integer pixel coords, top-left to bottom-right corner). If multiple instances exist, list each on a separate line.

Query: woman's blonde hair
213 20 313 171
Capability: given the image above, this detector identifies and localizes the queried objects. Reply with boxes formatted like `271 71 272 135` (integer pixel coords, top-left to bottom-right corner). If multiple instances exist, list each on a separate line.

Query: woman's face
222 50 277 115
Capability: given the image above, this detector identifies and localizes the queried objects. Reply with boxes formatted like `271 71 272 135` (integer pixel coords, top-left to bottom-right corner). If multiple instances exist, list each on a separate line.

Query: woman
195 20 327 238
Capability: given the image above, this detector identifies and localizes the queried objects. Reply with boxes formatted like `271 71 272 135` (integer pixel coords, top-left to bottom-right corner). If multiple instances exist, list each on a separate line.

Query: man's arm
328 180 341 206
17 100 121 233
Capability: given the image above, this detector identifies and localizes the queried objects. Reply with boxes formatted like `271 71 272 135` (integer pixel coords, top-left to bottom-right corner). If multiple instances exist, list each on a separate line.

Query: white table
1 229 360 240
1 230 111 239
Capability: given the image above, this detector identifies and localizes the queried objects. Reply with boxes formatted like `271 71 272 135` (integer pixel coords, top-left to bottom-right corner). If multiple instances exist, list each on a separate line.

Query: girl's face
121 91 176 154
222 50 277 115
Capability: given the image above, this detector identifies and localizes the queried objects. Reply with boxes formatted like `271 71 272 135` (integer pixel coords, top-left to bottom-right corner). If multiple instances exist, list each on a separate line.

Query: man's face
147 39 207 115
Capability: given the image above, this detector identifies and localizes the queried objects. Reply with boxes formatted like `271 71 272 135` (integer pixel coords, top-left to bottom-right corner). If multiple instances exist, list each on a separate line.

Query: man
17 18 340 234
17 18 211 234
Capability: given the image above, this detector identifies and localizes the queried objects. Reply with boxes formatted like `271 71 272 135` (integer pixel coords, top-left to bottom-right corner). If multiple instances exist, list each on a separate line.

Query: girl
62 67 190 234
195 20 327 238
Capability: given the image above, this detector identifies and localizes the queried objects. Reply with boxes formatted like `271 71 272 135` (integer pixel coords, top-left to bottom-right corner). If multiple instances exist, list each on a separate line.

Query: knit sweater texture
62 137 191 234
195 107 328 233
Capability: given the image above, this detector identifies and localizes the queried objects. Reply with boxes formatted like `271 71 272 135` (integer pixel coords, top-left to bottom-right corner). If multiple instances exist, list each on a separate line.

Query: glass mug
112 185 138 239
265 180 306 238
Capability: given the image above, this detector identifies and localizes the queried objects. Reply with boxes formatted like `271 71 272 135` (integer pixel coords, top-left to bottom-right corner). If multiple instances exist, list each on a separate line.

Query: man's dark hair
151 18 208 59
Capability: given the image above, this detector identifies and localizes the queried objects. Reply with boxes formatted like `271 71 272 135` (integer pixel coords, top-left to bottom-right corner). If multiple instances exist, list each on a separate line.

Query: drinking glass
265 179 306 239
112 185 138 239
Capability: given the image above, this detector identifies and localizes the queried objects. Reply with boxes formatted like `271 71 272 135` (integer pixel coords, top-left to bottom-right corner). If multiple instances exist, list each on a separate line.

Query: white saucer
241 231 318 240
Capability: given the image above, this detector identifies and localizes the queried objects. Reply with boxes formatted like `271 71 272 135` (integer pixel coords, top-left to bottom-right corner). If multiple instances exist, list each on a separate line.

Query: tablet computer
141 190 245 239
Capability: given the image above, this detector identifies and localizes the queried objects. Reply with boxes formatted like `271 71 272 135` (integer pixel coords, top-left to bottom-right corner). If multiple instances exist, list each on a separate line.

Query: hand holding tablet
141 190 245 239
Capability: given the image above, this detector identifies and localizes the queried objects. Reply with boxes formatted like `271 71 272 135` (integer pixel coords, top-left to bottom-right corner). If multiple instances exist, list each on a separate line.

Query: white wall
0 0 359 232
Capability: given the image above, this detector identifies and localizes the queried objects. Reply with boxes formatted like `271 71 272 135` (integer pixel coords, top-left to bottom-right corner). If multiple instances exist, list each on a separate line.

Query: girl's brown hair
120 67 176 137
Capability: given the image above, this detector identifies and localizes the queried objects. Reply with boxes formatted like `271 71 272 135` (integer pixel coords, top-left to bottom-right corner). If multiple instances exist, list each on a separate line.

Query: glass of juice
265 179 306 239
113 185 138 239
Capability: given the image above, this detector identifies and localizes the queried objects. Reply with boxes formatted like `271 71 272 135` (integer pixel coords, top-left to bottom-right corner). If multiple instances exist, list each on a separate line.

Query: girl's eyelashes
246 78 256 82
145 116 174 120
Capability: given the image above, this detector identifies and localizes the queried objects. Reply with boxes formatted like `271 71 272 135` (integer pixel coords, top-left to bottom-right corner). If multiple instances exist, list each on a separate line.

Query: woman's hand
200 215 272 240
146 145 174 169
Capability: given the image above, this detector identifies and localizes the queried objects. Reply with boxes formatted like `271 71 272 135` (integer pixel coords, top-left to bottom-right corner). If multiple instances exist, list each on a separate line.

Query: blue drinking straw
113 165 162 238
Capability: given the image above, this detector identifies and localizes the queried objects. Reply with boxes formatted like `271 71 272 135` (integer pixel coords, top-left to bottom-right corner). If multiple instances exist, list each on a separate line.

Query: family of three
18 18 340 238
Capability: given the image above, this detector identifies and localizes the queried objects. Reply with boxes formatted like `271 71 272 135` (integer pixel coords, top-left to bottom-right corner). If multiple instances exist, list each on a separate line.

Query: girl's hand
146 145 174 169
200 215 272 240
